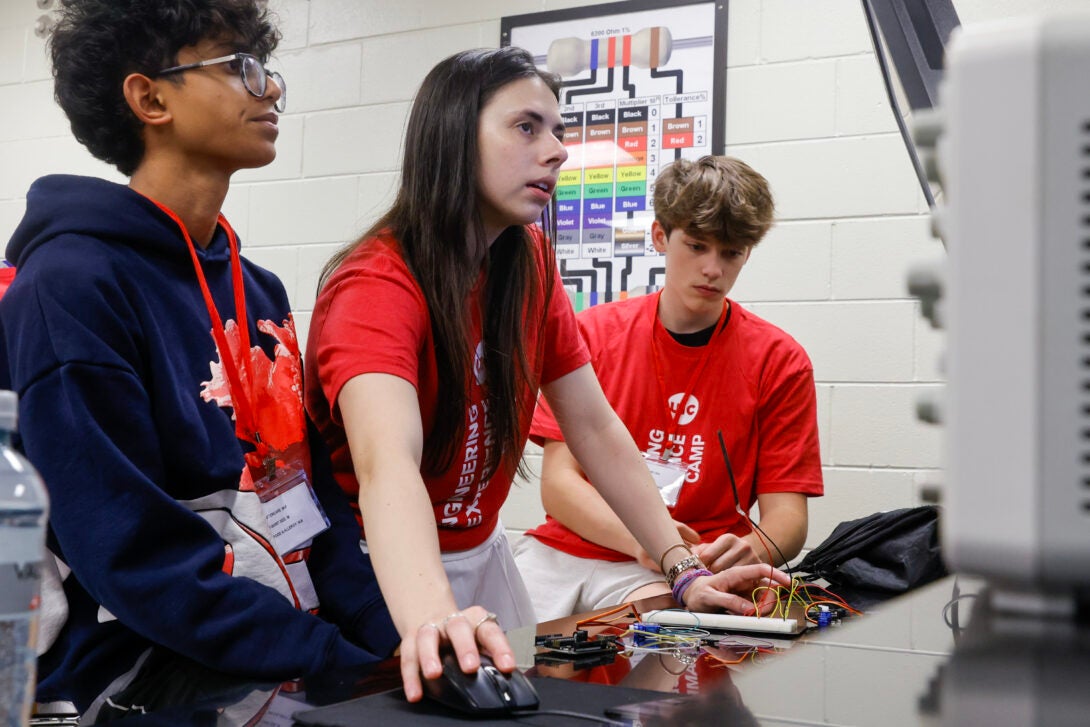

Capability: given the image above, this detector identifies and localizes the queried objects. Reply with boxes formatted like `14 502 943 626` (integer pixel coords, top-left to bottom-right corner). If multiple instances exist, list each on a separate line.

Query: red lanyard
649 292 728 460
144 196 270 465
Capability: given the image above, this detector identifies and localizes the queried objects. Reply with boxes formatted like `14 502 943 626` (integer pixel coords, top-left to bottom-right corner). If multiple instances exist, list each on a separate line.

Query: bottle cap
0 390 17 432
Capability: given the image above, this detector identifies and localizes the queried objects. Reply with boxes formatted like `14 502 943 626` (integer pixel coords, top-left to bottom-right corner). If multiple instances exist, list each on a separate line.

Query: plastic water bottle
0 391 48 726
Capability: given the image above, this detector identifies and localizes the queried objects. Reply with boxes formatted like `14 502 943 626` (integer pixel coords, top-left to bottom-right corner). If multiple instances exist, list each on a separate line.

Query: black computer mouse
422 650 540 716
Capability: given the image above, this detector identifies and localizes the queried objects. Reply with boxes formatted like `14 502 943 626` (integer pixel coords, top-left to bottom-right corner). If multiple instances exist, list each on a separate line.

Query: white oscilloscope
919 12 1090 612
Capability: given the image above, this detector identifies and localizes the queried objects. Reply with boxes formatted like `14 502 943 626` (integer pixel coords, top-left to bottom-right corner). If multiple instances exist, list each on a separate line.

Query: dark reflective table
655 577 1090 727
79 576 1090 725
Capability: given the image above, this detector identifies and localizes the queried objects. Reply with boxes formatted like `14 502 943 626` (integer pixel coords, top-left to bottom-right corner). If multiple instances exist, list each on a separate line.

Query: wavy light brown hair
654 156 775 247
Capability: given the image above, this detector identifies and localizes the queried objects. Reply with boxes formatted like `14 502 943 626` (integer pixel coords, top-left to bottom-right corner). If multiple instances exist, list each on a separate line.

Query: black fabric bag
796 505 947 595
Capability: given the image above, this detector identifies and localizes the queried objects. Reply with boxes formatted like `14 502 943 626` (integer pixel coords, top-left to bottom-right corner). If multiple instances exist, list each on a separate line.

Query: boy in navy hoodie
0 1 398 719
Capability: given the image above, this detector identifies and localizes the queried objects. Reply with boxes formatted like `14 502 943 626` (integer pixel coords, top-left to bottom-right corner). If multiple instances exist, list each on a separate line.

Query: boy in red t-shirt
515 156 824 621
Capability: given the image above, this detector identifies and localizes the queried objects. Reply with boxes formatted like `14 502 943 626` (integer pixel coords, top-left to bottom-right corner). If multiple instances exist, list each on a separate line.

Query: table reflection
61 575 1090 726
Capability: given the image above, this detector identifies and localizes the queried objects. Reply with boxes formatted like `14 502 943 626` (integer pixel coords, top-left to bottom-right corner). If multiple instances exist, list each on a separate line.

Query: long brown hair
320 47 558 481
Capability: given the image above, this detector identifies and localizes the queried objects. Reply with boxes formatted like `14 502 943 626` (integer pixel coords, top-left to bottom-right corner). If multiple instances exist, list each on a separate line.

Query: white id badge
643 454 688 508
257 468 330 555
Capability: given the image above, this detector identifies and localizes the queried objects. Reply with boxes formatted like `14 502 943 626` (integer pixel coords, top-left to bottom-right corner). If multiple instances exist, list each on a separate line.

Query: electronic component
535 629 621 657
533 650 618 669
642 609 805 635
533 629 620 669
631 622 661 646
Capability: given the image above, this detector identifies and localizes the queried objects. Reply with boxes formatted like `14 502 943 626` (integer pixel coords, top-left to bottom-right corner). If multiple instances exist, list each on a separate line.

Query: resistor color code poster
502 0 726 310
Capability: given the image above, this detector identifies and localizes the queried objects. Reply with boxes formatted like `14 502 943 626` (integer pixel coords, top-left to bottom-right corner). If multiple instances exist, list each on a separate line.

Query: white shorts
362 521 536 631
512 535 668 622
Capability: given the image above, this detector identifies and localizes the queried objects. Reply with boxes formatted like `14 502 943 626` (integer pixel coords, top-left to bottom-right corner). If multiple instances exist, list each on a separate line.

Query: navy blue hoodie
0 175 398 712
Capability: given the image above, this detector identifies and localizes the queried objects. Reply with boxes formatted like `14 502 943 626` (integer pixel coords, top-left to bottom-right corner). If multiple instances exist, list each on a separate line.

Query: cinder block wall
0 0 1075 552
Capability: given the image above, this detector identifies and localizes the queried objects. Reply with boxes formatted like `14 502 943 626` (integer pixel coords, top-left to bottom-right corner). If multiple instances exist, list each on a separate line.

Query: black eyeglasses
156 52 286 113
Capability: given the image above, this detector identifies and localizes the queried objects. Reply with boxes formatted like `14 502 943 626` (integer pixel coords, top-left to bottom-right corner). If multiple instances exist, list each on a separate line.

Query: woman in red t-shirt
305 46 789 702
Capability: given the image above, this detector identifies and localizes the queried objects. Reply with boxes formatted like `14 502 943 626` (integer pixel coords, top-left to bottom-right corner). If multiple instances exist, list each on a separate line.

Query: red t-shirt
305 227 589 551
527 292 823 561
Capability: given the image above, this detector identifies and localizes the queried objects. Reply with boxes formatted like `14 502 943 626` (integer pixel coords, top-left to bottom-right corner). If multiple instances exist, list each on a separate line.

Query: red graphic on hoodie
201 316 308 477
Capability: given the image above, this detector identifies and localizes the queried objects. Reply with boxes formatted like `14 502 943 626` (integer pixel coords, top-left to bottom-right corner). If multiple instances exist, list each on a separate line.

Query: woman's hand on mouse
401 605 517 702
679 563 792 615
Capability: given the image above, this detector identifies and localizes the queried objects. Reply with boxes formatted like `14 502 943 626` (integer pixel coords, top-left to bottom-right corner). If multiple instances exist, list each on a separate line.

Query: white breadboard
642 609 804 635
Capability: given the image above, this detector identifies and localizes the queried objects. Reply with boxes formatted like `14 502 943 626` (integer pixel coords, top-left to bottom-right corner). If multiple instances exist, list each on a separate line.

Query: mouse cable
511 709 625 725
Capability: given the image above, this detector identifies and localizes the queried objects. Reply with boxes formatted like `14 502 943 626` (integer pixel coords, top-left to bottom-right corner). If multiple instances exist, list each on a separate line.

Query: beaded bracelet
658 543 693 574
671 568 713 604
665 555 706 588
669 565 704 591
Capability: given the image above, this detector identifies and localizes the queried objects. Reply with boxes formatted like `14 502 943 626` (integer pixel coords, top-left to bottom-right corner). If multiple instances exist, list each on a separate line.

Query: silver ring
419 622 442 636
441 611 467 628
472 611 499 635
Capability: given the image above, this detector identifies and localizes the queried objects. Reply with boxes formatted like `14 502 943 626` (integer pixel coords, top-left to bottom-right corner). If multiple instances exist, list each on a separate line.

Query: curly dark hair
50 0 280 176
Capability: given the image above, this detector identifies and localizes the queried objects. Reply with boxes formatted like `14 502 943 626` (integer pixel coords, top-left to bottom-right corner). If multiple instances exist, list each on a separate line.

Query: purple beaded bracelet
671 567 713 604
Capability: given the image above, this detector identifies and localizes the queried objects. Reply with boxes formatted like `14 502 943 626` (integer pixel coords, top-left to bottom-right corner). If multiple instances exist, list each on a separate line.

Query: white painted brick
836 54 897 136
356 172 398 230
280 43 362 113
730 135 922 220
542 0 616 10
817 589 914 650
248 177 360 246
23 29 50 82
0 199 26 249
222 185 251 242
360 24 490 106
808 467 919 547
307 0 369 43
295 242 341 311
827 384 943 468
303 103 408 177
733 646 825 721
727 0 762 67
310 0 538 44
741 640 946 723
398 0 540 35
500 474 545 536
731 220 832 302
0 3 42 30
746 301 917 382
501 443 545 534
0 136 122 200
233 115 304 183
0 81 68 142
0 27 23 84
914 314 945 383
906 585 966 654
760 0 871 62
816 384 832 466
241 245 300 309
477 19 502 48
830 216 939 299
826 650 946 726
726 60 836 144
294 310 312 351
267 0 310 52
